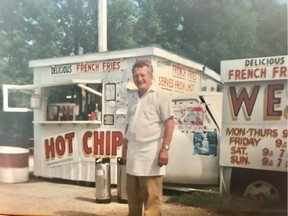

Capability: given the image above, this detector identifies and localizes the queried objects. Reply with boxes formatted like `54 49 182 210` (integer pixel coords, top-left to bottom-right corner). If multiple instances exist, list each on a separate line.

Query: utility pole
98 0 107 52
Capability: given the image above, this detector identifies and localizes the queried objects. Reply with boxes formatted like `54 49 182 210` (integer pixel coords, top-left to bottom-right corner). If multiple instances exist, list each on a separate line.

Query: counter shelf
33 120 102 125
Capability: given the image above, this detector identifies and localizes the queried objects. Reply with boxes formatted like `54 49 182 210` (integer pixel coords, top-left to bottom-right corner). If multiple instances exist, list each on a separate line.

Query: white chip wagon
3 46 222 185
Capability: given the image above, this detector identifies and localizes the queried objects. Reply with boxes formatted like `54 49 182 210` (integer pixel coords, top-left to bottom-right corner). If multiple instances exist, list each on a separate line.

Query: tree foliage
107 0 138 50
56 0 99 55
0 0 287 145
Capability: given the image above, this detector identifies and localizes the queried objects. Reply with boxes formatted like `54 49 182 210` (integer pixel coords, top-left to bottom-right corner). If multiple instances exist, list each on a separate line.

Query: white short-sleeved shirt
125 84 174 176
125 84 174 142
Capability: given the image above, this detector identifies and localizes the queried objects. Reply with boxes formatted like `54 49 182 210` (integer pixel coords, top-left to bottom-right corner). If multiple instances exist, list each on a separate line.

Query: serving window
46 81 103 121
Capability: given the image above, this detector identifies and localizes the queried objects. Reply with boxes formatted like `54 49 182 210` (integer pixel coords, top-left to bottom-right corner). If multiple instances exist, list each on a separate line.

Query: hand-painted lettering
82 131 123 157
228 85 260 120
45 138 55 160
282 129 288 138
105 131 111 155
229 137 261 147
231 146 247 155
272 66 287 78
102 61 120 71
230 155 250 165
111 131 123 155
228 68 266 80
93 131 105 155
76 63 100 72
55 136 65 158
158 76 174 89
44 132 75 161
264 84 284 120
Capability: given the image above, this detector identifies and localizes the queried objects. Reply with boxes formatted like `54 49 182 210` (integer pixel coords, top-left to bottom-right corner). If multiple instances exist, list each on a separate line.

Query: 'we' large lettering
228 85 260 121
228 84 286 121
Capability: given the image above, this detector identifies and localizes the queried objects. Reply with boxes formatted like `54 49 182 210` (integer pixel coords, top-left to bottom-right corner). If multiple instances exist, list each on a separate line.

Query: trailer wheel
243 180 280 199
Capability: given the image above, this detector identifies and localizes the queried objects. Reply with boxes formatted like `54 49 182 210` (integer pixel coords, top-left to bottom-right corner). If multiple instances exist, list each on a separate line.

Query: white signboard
220 56 287 172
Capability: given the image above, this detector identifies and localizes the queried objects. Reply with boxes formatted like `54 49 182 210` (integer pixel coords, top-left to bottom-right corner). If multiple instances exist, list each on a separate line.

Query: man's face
132 66 153 92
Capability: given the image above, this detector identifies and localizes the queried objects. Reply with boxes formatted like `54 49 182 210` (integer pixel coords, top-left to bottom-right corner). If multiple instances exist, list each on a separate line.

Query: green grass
165 191 286 213
166 192 233 210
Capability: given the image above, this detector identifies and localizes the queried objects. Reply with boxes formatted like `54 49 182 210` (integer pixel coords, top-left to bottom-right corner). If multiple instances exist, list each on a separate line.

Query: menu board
220 56 287 172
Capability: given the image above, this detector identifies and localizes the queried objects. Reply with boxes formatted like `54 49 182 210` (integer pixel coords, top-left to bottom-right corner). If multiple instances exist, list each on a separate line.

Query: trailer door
2 84 40 112
164 95 220 185
201 94 223 131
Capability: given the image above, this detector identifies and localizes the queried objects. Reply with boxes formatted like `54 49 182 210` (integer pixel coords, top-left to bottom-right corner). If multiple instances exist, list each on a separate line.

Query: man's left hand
158 148 169 167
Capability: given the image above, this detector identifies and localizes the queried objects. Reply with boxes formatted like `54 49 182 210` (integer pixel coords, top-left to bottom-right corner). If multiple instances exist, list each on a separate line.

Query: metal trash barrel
0 146 29 183
117 157 128 203
95 158 111 203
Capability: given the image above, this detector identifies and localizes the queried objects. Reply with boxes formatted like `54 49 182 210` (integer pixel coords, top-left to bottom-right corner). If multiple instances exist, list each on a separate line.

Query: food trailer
3 46 222 184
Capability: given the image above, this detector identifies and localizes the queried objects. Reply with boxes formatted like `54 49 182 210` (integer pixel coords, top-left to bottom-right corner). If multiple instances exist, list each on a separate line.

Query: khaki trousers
126 174 163 216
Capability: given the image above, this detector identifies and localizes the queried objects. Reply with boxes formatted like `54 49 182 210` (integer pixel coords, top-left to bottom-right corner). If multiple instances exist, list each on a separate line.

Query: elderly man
122 60 175 216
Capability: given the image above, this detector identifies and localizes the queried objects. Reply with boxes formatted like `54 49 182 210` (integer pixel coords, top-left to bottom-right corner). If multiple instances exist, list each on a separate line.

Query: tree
252 0 287 56
153 0 259 72
133 0 165 47
56 0 98 55
148 0 287 72
107 0 138 50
